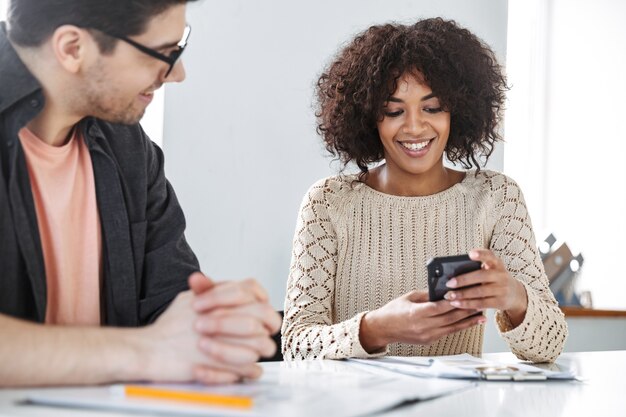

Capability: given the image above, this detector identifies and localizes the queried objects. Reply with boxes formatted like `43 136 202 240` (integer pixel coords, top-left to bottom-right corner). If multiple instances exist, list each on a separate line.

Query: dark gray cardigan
0 23 199 326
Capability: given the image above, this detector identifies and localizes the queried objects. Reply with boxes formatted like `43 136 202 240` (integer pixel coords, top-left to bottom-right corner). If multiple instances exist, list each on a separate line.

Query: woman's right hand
359 290 486 353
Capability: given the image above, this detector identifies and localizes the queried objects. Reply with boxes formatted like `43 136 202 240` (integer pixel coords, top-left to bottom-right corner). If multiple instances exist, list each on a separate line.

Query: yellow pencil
124 385 254 409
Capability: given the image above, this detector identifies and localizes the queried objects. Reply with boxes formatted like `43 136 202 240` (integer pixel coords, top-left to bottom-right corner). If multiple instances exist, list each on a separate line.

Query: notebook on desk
25 360 474 417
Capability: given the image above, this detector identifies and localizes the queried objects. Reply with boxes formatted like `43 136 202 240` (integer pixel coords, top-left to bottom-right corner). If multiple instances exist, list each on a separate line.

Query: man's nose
164 60 186 83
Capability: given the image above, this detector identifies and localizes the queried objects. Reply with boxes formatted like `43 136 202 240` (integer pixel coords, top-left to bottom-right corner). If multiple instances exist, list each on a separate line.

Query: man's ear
50 25 93 74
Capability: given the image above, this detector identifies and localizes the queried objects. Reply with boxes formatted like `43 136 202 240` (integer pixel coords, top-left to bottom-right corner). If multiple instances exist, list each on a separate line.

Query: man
0 0 281 386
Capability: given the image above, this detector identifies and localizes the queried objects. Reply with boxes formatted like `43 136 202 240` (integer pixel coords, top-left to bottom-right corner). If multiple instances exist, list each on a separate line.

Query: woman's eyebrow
387 93 437 103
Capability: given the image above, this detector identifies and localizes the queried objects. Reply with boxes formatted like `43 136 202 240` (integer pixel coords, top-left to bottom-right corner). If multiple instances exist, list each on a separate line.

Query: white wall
483 310 626 352
164 0 509 308
0 0 7 20
504 0 626 310
0 0 164 145
543 0 626 310
140 89 164 148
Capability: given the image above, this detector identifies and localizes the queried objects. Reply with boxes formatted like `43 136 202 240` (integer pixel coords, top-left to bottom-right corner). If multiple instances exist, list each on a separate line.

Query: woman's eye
424 107 443 114
384 110 403 117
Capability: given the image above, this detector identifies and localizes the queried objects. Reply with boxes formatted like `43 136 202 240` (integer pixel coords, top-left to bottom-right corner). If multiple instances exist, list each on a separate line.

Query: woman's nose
403 111 427 135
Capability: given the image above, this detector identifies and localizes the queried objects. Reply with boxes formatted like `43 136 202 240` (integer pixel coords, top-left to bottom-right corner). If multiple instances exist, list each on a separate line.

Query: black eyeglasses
106 25 191 77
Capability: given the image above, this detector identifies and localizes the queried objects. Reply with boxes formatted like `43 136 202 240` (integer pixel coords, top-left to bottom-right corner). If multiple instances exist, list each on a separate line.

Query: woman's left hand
443 248 528 328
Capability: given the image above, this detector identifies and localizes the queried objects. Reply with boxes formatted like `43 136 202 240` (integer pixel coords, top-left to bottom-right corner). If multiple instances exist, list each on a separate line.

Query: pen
123 385 253 409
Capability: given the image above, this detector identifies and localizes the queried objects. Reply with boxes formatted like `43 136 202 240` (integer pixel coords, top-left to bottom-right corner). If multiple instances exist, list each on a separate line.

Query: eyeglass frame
103 25 191 78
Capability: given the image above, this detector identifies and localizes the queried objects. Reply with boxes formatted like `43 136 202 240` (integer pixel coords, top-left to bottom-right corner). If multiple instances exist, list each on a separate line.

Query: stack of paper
349 353 577 381
25 359 474 417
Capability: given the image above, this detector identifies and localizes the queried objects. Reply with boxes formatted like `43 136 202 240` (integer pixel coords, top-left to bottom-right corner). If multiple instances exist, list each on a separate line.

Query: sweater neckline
355 169 477 201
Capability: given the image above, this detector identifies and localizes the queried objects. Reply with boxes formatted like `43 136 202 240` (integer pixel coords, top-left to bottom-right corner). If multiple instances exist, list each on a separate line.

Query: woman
282 18 567 362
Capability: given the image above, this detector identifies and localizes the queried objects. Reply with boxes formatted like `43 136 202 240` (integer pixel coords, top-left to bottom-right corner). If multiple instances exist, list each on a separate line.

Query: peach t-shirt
18 127 102 325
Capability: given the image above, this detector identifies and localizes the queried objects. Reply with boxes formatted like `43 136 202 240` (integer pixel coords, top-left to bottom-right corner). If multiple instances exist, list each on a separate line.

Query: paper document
25 360 473 417
349 353 577 381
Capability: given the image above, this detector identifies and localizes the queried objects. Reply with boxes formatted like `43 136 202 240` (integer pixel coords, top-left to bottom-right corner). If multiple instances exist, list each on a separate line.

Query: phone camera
434 265 443 277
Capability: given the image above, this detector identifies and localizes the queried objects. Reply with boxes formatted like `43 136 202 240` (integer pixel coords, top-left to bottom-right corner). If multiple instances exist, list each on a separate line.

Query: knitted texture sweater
282 170 568 362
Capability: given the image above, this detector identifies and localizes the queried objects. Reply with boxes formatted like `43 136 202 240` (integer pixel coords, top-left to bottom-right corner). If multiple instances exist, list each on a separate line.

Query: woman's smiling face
376 72 451 178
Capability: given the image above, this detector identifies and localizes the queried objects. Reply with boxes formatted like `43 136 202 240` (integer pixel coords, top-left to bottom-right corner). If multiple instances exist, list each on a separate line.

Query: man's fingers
241 278 270 303
193 363 263 384
267 309 282 334
198 304 282 334
192 367 241 384
210 335 278 358
195 314 269 337
198 336 263 365
188 272 214 295
190 346 265 378
193 284 253 311
193 281 264 311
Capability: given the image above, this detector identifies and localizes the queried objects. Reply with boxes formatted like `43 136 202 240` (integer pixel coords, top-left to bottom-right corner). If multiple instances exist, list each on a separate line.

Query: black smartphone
427 254 482 301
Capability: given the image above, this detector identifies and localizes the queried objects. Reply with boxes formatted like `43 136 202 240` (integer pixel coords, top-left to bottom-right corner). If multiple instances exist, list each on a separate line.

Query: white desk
382 351 623 417
0 351 623 417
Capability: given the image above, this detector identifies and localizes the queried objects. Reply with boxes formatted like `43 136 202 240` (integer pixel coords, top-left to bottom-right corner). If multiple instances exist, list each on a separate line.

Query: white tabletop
379 351 623 417
0 351 623 417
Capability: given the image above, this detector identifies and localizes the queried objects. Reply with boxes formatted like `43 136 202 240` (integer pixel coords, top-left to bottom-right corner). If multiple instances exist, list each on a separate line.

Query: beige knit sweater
282 170 568 363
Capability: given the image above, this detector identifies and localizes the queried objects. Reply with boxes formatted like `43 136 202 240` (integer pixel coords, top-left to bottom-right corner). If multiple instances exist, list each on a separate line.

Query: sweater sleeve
281 179 386 360
487 174 568 362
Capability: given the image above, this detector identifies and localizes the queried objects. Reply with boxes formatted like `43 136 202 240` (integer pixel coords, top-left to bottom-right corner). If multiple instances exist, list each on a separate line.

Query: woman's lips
397 139 434 156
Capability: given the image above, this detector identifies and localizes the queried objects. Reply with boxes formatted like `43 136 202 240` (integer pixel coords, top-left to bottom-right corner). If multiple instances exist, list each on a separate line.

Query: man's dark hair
316 18 508 174
7 0 198 53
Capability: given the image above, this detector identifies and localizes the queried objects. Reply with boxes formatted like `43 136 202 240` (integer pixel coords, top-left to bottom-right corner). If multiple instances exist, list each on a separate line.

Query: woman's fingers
469 248 503 270
413 311 485 345
439 311 486 335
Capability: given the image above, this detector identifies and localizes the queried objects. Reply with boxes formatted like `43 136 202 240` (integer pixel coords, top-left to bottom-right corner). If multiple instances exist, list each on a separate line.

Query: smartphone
427 254 482 301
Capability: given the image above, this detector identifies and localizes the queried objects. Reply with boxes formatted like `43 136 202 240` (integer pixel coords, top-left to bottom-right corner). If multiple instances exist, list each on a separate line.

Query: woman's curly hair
315 17 508 174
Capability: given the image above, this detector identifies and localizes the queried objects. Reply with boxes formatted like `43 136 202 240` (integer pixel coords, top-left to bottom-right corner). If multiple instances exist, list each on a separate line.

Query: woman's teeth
400 140 431 151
